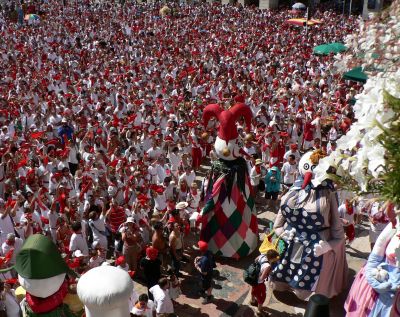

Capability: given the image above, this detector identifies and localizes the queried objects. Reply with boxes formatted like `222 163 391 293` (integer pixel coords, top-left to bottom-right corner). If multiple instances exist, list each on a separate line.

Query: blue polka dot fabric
272 190 325 290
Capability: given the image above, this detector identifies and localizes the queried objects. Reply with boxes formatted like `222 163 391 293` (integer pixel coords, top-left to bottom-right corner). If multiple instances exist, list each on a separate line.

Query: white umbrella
292 2 307 10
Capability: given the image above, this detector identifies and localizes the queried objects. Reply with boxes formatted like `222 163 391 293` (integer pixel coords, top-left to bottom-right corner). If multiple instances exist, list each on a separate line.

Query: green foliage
375 91 400 205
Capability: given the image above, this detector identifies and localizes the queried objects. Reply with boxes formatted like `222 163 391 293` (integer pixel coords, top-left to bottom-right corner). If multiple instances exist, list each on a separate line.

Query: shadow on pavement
264 307 304 317
345 245 370 260
214 297 254 317
174 301 210 317
272 290 308 310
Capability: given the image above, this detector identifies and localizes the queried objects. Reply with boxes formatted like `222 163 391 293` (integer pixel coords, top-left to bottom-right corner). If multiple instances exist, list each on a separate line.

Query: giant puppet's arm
273 209 286 236
239 148 253 160
313 190 346 257
365 223 397 293
273 210 296 242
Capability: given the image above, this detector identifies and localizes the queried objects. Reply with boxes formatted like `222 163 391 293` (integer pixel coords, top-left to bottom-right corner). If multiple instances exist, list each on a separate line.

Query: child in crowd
338 199 357 243
250 249 280 317
130 293 155 317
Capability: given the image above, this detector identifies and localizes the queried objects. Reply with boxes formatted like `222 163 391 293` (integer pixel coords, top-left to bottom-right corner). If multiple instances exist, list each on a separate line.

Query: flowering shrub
313 0 400 203
334 0 400 76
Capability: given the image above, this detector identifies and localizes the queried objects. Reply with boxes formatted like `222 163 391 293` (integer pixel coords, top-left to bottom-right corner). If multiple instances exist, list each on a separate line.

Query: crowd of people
0 0 370 315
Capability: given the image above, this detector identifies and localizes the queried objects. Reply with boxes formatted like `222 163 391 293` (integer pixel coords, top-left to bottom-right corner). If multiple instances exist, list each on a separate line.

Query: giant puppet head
203 103 253 161
298 149 327 189
2 234 78 316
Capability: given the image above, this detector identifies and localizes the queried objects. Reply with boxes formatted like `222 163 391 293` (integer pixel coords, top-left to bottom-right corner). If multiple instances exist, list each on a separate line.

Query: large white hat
176 202 189 210
78 266 133 317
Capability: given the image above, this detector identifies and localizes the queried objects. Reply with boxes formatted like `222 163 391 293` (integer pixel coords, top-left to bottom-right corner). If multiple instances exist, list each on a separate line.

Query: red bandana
25 279 68 313
345 200 353 215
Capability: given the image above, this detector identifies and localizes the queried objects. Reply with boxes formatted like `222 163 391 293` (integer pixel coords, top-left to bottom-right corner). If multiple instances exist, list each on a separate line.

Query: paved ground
133 165 371 317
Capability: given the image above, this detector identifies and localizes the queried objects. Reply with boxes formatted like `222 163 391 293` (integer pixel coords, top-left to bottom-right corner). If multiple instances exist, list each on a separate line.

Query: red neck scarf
345 200 353 215
25 279 68 313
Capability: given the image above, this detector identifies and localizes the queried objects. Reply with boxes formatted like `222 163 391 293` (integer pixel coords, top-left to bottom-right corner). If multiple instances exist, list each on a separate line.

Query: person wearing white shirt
250 159 263 187
37 161 53 190
328 125 338 142
178 167 196 189
149 278 174 316
153 191 167 215
1 233 23 265
2 285 21 317
88 211 108 250
148 164 159 185
243 142 257 157
167 147 181 181
147 145 162 160
155 163 167 186
311 116 322 141
67 141 80 176
130 294 155 317
69 221 89 257
283 145 301 163
281 155 298 187
0 200 16 247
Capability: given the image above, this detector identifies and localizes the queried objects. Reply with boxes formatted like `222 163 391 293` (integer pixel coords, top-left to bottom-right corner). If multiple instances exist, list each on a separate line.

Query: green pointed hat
14 234 74 279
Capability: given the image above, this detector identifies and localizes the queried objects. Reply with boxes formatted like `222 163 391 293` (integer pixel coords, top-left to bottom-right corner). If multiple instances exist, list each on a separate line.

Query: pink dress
390 290 400 317
344 265 378 317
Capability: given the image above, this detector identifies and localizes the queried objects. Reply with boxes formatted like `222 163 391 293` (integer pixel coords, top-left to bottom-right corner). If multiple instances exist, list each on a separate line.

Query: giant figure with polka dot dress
272 150 348 299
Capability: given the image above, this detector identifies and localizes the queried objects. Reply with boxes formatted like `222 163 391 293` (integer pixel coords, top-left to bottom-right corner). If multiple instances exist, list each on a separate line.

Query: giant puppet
199 103 258 259
271 150 348 299
344 210 400 317
9 234 80 317
77 265 133 317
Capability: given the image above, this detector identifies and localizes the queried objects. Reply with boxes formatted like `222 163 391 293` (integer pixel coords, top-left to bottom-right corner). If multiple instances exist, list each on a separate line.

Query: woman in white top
167 147 181 182
1 282 21 317
88 210 108 250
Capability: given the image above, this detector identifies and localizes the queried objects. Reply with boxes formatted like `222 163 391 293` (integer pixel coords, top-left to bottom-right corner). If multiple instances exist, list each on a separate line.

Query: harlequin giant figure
200 103 258 259
272 150 348 299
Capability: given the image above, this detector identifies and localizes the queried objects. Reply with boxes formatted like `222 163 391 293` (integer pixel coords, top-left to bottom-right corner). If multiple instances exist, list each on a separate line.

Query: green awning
343 67 368 83
356 52 380 59
313 42 347 55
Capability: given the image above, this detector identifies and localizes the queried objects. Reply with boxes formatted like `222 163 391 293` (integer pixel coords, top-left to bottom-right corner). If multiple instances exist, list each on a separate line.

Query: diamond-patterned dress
200 158 258 259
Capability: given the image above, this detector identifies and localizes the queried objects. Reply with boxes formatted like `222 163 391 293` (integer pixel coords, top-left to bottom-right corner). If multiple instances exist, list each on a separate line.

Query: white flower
367 144 386 178
314 0 400 193
336 126 362 150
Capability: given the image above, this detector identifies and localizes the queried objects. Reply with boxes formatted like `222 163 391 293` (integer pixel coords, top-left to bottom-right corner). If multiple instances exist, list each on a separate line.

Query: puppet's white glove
281 228 296 243
313 240 332 257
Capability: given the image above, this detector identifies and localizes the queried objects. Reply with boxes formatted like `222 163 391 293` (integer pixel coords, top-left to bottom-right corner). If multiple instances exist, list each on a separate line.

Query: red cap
68 258 80 269
234 95 245 103
146 246 159 260
115 256 125 266
4 278 17 285
138 219 146 226
198 240 208 252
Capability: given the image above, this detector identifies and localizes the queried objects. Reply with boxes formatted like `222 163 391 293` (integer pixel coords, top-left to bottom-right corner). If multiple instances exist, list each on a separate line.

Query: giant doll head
14 235 77 299
203 103 253 161
298 149 326 189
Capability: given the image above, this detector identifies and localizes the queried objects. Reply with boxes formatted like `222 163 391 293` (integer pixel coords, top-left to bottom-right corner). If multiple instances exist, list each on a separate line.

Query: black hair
266 249 280 261
153 221 163 230
138 294 149 302
158 277 169 288
71 221 82 232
